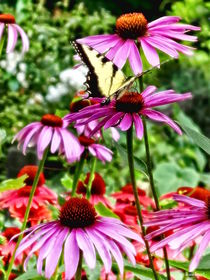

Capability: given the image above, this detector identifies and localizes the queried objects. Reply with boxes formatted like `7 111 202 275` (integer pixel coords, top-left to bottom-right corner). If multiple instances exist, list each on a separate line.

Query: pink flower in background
64 86 191 139
70 93 120 141
0 14 29 53
76 172 112 207
15 198 143 279
0 165 57 210
77 13 200 74
13 114 83 163
78 135 113 163
145 194 210 272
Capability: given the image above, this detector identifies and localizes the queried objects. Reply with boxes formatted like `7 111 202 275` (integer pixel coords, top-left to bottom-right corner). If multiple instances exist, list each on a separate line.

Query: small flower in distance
77 13 200 74
145 194 210 272
0 14 29 53
15 197 143 279
10 204 52 226
0 165 57 210
76 172 112 207
64 86 191 139
70 94 120 141
13 114 83 163
78 135 113 163
0 227 28 266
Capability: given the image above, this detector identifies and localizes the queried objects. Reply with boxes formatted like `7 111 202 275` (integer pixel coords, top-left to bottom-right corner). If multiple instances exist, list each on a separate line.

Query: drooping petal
64 230 80 280
50 128 61 153
6 24 18 53
76 228 96 269
140 39 160 66
173 194 205 208
106 39 125 61
106 239 124 275
112 40 131 69
37 126 53 159
133 114 144 139
22 124 42 155
77 34 119 46
45 228 69 279
141 109 182 135
128 42 143 74
189 231 210 272
141 85 157 98
110 127 120 141
118 113 133 131
103 112 124 129
148 16 181 28
89 144 113 163
86 227 112 273
13 24 29 52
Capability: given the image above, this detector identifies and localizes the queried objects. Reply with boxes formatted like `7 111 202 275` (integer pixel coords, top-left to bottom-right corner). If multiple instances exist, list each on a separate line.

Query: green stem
86 157 97 200
126 127 159 280
5 148 48 280
0 33 5 58
75 251 83 280
71 154 85 197
139 76 171 280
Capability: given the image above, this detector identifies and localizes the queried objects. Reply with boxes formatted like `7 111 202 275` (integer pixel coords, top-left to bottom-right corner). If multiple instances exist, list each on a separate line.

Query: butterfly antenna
137 58 173 78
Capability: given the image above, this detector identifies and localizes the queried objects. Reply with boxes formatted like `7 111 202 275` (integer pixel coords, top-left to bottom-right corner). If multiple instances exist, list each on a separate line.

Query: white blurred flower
46 83 69 102
0 52 22 74
27 93 44 105
17 72 28 88
59 66 87 88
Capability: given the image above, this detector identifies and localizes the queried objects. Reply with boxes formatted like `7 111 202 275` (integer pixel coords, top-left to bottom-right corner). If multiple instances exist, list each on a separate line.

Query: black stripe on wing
72 41 119 98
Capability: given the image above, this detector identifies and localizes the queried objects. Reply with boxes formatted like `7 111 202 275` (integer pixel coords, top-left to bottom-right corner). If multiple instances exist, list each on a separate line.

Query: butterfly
72 41 170 102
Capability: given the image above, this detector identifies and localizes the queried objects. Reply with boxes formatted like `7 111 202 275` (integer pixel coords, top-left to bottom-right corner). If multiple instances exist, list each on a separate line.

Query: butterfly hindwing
72 41 134 98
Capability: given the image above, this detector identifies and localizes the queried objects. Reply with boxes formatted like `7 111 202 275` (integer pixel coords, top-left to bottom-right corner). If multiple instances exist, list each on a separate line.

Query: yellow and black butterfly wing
72 41 135 98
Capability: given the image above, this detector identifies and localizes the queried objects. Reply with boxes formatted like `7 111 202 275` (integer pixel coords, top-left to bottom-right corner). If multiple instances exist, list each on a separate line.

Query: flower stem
86 157 97 200
75 251 83 280
0 33 5 57
5 148 48 280
139 76 171 280
71 154 85 197
126 126 159 280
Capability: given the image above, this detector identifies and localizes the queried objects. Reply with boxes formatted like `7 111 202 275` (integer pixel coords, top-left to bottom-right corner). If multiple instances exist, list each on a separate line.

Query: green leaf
181 125 210 155
125 263 167 280
95 202 119 219
55 109 70 118
16 269 45 280
154 162 199 195
0 175 27 192
169 258 210 279
61 174 73 190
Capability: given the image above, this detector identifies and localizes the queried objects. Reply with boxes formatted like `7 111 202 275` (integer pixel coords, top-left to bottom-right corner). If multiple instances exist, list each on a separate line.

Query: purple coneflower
15 197 143 279
64 86 192 139
77 13 200 74
0 14 29 53
79 135 113 163
13 114 83 163
144 194 210 272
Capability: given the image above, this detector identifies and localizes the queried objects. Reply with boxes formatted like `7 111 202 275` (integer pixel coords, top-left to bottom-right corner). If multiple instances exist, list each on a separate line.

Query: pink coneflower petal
143 37 179 58
128 42 143 74
22 125 42 155
7 24 18 53
106 39 125 61
112 40 132 69
118 242 136 265
133 114 144 139
76 228 96 269
141 85 157 98
141 109 182 134
189 231 210 272
89 144 112 163
77 34 119 45
141 39 160 66
50 128 61 153
90 36 122 53
173 194 206 207
64 230 80 280
13 24 29 52
37 126 53 159
103 112 124 129
45 228 69 279
106 239 124 275
148 16 181 28
86 228 112 273
144 92 192 107
118 113 133 131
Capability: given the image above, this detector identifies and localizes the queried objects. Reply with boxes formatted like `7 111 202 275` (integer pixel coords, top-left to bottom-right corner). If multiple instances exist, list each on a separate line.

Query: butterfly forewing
72 41 130 98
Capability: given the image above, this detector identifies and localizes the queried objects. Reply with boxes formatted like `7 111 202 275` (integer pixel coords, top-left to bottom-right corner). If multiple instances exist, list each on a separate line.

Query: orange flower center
116 13 148 40
59 198 97 228
116 91 144 113
0 14 15 24
41 114 63 127
17 165 45 187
